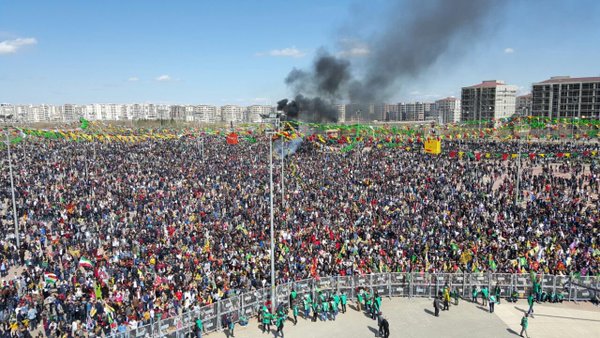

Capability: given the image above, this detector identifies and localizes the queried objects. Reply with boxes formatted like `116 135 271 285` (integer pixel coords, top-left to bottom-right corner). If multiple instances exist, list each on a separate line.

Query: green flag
80 117 89 130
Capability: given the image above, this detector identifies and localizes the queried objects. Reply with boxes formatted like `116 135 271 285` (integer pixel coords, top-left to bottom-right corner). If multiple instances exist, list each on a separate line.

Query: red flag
502 153 509 161
475 152 481 161
529 153 536 160
449 150 457 158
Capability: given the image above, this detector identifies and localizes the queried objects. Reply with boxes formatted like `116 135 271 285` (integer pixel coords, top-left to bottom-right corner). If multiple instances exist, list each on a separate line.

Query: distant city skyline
1 0 599 105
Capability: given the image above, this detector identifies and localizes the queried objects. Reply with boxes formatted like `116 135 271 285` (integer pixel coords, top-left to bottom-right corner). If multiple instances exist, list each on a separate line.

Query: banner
424 139 441 154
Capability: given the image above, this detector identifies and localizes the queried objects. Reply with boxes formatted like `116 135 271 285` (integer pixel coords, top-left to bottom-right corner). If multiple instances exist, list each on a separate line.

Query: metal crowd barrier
110 273 599 337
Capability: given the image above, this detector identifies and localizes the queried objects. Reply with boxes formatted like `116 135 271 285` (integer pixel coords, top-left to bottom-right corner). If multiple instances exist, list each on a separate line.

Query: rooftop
465 80 506 88
535 76 600 84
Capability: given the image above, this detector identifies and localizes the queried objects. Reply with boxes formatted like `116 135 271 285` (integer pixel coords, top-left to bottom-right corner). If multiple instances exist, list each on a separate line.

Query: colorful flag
44 272 59 285
79 257 94 269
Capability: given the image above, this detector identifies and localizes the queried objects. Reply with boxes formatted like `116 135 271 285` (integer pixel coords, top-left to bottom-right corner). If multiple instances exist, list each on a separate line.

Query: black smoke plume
280 0 503 122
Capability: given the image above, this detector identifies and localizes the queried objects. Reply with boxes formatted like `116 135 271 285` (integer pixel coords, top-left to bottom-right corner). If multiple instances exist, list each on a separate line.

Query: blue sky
1 0 599 105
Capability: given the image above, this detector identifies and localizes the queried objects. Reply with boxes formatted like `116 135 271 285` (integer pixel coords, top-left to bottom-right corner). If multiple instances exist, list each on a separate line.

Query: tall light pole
268 127 276 314
515 123 522 205
1 115 20 248
263 111 281 314
281 137 285 210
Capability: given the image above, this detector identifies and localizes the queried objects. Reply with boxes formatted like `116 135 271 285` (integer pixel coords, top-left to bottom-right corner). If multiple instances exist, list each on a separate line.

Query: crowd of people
0 134 597 337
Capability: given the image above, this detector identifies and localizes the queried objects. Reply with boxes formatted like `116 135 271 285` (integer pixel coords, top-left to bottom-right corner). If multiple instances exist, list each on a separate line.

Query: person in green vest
303 296 311 318
341 291 348 313
322 299 330 321
292 302 298 325
533 279 542 303
481 286 489 306
519 313 529 338
452 287 460 305
471 286 479 304
371 295 381 319
311 300 319 322
357 288 364 312
275 312 285 337
289 288 297 308
365 290 373 313
489 294 496 313
333 292 340 313
194 317 203 338
262 310 272 333
328 297 337 321
494 283 502 304
526 293 535 316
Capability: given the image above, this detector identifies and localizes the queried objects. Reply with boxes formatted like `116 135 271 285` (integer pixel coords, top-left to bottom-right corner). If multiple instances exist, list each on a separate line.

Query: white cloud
504 47 515 54
155 75 171 82
128 77 139 82
256 47 306 58
338 47 370 57
0 37 37 55
337 38 370 58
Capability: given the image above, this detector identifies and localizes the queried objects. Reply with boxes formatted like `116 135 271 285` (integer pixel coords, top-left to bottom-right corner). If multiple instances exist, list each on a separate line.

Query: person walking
527 293 535 316
275 313 285 337
380 317 390 338
519 313 529 338
289 289 297 308
292 302 298 325
433 297 441 317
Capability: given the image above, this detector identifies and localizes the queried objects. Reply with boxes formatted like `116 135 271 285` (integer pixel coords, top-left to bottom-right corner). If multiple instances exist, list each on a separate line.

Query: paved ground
206 298 600 338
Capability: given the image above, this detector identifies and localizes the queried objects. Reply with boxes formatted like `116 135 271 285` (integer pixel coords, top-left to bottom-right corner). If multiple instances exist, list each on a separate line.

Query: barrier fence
110 273 599 338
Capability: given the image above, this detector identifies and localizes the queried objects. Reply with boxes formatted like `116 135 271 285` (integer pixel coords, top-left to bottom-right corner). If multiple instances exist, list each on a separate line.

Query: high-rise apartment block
461 80 517 121
531 76 600 119
435 97 461 124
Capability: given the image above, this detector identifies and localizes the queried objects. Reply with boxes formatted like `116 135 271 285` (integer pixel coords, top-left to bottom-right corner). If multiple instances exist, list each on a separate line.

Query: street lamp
515 123 523 205
261 111 282 314
1 114 20 249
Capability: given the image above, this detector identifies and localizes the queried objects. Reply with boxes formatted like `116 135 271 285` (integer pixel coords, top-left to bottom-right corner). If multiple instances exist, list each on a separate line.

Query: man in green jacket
481 286 489 306
275 313 285 337
262 310 272 333
289 289 297 307
472 287 479 304
292 302 299 325
357 289 364 312
526 293 535 316
519 313 529 337
195 317 203 338
341 291 348 313
303 296 311 318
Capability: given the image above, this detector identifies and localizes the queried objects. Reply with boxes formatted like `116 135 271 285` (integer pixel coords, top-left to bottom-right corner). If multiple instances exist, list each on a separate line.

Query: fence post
409 272 413 298
388 272 392 298
462 272 467 299
551 275 556 300
217 299 222 332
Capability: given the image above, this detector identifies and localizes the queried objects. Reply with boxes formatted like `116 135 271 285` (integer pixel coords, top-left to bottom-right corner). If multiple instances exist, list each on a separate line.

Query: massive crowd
0 135 598 337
